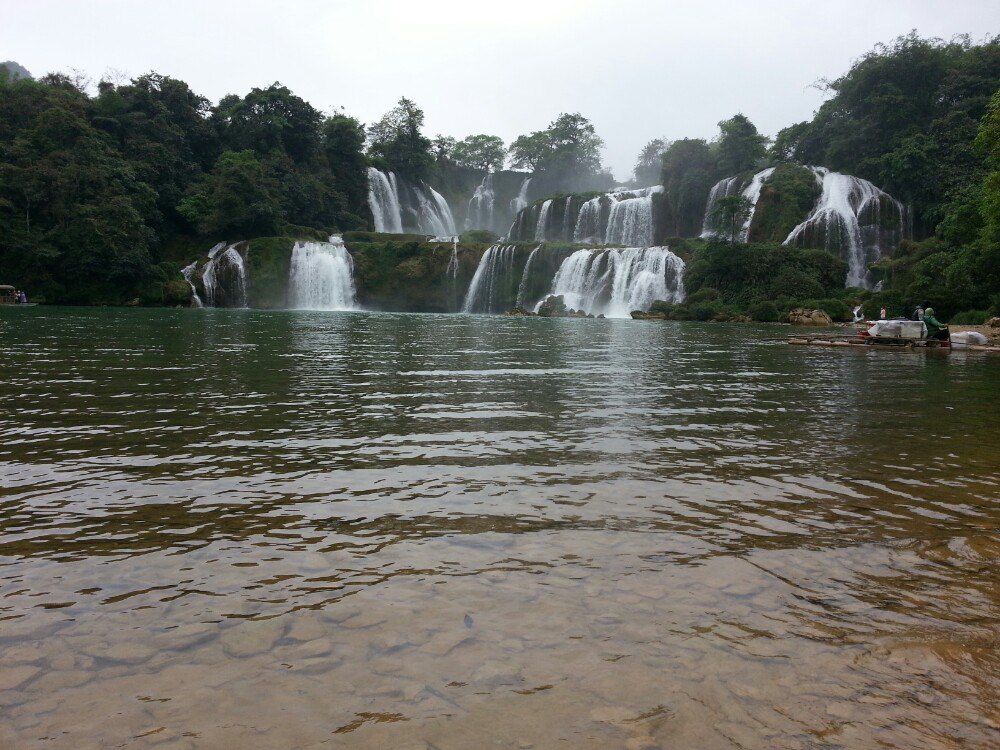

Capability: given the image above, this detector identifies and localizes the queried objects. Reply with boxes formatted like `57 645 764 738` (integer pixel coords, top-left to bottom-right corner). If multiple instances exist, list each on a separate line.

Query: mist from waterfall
288 235 358 310
540 247 685 318
783 167 906 288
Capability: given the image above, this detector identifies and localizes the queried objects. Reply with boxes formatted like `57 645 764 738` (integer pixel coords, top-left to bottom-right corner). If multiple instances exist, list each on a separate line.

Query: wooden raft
788 335 1000 353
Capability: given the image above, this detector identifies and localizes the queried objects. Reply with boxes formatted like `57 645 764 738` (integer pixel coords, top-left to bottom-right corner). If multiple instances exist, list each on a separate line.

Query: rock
631 311 666 320
788 308 833 326
536 295 567 317
986 317 1000 328
505 307 536 317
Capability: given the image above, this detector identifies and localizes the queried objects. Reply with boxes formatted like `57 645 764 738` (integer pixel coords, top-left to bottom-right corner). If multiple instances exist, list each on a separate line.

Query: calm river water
1 308 998 749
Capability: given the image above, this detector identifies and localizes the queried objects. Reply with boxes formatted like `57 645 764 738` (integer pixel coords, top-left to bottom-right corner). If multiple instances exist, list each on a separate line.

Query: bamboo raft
788 334 1000 353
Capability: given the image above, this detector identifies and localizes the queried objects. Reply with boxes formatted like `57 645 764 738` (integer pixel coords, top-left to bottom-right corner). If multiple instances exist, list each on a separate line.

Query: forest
0 32 998 318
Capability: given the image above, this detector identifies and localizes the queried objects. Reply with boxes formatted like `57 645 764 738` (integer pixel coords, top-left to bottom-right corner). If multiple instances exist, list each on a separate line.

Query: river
1 307 998 749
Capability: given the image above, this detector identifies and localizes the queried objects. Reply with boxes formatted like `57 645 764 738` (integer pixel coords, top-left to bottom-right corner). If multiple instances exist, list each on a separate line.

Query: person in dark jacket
923 307 949 340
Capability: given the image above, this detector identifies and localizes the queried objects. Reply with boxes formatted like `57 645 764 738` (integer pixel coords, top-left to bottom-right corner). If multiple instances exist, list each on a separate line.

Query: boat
788 318 1000 353
0 284 36 305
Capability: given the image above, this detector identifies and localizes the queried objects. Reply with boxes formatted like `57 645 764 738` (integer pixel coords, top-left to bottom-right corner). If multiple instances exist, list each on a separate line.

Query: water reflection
1 307 998 749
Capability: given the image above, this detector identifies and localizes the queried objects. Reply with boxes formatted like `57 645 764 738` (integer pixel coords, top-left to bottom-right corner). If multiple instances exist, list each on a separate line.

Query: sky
3 0 999 180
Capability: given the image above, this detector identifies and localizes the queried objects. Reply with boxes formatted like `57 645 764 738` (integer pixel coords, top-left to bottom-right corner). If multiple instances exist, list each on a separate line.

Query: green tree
712 195 752 243
659 138 716 236
716 114 769 176
178 150 282 236
508 113 604 187
367 97 433 181
452 134 506 171
322 114 370 228
633 137 668 185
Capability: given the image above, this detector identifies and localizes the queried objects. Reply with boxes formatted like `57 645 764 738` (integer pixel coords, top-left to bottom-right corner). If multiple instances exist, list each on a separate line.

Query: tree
769 121 809 163
452 134 505 171
431 134 455 163
367 97 433 181
633 138 669 185
660 138 716 236
214 83 322 164
716 114 768 176
712 195 753 243
178 150 282 236
508 112 604 187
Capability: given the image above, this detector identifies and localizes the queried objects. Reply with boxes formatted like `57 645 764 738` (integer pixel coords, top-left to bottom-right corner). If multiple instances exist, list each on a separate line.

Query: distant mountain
1 61 32 80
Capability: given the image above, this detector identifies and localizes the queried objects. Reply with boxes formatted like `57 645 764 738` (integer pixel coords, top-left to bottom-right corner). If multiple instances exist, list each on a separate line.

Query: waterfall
182 261 203 308
534 200 553 241
604 187 662 246
420 183 458 236
510 177 532 216
515 245 542 309
466 173 496 231
783 167 906 288
462 244 517 314
539 247 685 318
700 176 744 238
202 242 248 308
367 167 403 233
514 186 661 245
700 169 777 241
288 235 358 310
366 167 457 235
447 237 459 280
573 196 604 243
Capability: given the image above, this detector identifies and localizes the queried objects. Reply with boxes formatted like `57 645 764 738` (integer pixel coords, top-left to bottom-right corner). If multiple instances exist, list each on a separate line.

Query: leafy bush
950 310 990 324
748 300 780 322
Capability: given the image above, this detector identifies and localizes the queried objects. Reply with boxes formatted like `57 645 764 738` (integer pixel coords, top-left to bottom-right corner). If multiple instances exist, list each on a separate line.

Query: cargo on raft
788 319 1000 353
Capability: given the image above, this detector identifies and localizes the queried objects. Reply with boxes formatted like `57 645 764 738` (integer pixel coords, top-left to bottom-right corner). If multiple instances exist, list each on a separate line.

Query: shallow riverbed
1 308 998 749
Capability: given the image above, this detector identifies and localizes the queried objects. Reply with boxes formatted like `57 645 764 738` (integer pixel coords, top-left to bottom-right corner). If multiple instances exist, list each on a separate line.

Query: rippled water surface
1 307 998 749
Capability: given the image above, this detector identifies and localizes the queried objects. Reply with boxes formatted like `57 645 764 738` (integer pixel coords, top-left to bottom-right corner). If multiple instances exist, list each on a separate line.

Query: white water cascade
783 167 906 288
510 177 532 216
202 242 248 308
603 187 662 246
700 168 775 241
462 244 518 314
534 200 553 242
182 261 203 308
515 245 542 309
513 186 662 246
367 167 403 233
288 235 358 310
466 173 496 231
539 247 685 318
366 167 457 235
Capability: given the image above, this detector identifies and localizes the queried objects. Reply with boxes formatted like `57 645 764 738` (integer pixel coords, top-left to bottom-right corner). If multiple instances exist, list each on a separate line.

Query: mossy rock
245 237 295 308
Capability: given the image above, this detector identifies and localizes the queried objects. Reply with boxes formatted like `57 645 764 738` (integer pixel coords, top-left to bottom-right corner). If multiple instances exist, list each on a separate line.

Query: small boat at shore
789 319 1000 353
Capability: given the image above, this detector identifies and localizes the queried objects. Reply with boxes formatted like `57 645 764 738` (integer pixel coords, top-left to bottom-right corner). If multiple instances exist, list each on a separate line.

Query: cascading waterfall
539 247 685 318
515 245 542 309
202 242 248 308
700 176 744 238
603 187 662 246
366 167 457 235
462 244 518 314
573 196 604 243
466 173 496 231
182 261 203 308
288 234 358 310
367 167 403 233
736 167 775 241
510 177 532 216
513 186 662 246
534 200 553 242
783 167 906 288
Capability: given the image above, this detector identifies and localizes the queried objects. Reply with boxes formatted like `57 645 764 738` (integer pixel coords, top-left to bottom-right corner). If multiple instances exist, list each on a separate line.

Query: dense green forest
1 32 998 317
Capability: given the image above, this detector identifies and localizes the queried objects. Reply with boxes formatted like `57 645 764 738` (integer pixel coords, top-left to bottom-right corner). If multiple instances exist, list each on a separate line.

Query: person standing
880 306 887 319
913 304 924 321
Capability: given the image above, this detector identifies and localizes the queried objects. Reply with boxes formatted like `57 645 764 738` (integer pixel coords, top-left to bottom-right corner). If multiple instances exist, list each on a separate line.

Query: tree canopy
508 113 605 188
451 134 506 171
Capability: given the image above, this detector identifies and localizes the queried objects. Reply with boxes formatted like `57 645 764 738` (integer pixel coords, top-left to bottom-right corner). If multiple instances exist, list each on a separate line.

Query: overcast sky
3 0 998 180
